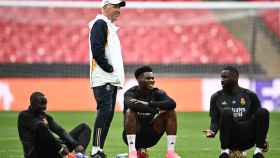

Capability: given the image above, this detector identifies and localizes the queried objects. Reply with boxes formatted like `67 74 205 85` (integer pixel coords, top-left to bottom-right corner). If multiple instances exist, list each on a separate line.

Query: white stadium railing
0 1 280 9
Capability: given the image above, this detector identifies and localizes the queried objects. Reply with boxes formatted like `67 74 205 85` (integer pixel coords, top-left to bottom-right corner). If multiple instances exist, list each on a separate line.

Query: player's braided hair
134 66 153 79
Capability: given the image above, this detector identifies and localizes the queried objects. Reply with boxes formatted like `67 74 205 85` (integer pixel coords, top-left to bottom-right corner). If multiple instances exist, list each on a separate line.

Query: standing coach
88 0 126 157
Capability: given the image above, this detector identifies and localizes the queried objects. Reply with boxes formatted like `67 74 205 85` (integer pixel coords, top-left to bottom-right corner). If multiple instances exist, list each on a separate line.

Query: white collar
96 14 119 31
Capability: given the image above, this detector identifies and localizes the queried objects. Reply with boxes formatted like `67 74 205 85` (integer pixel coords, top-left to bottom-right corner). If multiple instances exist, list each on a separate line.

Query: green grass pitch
0 112 279 158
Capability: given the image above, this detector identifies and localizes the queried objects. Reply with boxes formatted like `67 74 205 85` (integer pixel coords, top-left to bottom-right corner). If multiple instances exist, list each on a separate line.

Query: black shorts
228 120 256 150
122 122 164 149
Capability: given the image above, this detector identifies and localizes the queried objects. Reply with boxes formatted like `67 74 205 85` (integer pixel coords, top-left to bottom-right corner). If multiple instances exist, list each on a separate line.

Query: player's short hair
223 66 239 78
30 91 47 106
134 66 153 79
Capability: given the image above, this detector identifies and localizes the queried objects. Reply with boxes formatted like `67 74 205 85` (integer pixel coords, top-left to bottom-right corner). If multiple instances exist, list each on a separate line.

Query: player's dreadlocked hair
223 66 239 78
134 66 153 79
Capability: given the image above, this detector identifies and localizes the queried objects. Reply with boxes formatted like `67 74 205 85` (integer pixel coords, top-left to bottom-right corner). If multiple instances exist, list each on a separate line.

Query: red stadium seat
0 3 251 64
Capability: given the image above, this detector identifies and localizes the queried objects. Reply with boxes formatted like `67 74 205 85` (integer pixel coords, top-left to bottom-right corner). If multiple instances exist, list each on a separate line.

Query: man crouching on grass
122 66 181 158
203 66 269 158
18 91 91 158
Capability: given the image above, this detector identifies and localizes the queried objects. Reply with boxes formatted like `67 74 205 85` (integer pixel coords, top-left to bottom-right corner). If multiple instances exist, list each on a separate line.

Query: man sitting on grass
18 91 91 158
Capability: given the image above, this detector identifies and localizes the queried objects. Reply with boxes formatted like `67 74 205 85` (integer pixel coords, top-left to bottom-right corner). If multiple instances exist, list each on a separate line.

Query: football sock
221 148 230 154
91 146 102 155
254 147 263 154
127 134 136 152
167 135 176 151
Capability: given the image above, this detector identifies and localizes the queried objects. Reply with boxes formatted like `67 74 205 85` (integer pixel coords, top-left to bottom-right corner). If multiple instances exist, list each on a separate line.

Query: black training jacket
17 106 78 158
209 87 261 135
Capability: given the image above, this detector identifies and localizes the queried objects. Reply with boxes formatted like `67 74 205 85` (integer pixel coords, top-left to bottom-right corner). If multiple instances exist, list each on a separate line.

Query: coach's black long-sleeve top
18 106 78 158
90 19 113 73
124 86 176 122
209 86 261 135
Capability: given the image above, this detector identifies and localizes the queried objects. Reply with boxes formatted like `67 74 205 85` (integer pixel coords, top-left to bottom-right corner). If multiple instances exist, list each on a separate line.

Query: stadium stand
261 9 280 39
0 4 251 64
249 0 280 39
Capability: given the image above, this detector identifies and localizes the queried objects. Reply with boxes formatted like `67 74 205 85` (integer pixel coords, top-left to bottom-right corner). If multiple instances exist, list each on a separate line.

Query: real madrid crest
240 97 246 106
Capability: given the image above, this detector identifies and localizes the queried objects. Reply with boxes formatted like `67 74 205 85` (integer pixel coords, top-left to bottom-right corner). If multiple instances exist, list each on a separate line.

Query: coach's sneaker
165 150 181 158
219 153 229 158
137 149 149 158
128 150 138 158
91 151 106 158
253 153 264 158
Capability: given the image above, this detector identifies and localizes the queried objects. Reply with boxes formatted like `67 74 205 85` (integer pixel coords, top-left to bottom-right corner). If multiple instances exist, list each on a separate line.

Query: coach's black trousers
34 123 91 158
92 84 117 148
219 108 269 151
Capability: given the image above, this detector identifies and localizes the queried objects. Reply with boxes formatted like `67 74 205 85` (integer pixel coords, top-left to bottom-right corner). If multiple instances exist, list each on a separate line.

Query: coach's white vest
88 14 125 88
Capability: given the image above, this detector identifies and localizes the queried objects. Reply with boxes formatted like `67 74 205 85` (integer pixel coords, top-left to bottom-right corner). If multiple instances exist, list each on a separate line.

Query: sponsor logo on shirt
232 107 246 118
